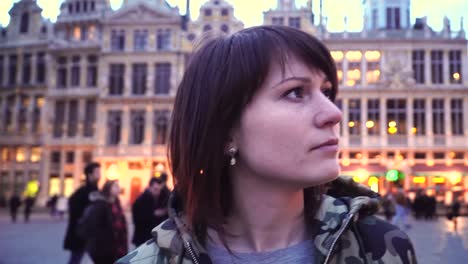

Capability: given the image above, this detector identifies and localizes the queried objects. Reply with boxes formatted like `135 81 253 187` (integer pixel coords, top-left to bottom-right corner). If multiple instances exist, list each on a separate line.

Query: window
272 17 284 25
202 25 212 32
434 152 445 159
82 151 92 163
20 13 29 33
154 110 169 144
4 96 14 132
71 56 80 87
414 152 426 159
221 8 229 16
14 172 24 193
154 63 171 95
157 29 171 50
51 151 60 163
57 57 67 88
204 9 212 16
132 63 147 95
32 96 43 133
412 50 425 84
67 100 78 137
81 25 88 41
30 147 41 162
130 110 145 144
73 26 81 40
431 50 443 84
75 1 80 13
386 7 400 29
18 96 28 134
331 51 344 84
365 51 380 84
367 99 380 135
451 99 463 135
22 53 32 85
348 99 361 135
86 55 98 87
83 1 88 12
66 151 75 163
412 99 425 135
91 1 95 11
109 64 125 95
0 55 4 86
111 30 125 51
84 99 96 137
220 24 229 33
432 99 444 135
68 3 73 14
449 50 462 83
134 30 148 51
53 100 66 138
386 99 406 135
36 52 46 84
288 17 301 29
107 110 122 145
371 9 378 29
346 51 362 86
8 55 17 86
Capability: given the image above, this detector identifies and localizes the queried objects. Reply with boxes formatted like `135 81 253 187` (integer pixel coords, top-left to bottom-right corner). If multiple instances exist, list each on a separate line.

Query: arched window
154 112 169 144
130 110 145 144
20 13 29 33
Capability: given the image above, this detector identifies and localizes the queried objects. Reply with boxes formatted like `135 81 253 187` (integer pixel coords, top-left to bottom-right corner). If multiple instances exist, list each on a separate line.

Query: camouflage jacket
117 178 417 264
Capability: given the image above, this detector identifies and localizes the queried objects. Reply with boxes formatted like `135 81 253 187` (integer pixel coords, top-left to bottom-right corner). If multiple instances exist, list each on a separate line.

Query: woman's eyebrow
272 76 311 88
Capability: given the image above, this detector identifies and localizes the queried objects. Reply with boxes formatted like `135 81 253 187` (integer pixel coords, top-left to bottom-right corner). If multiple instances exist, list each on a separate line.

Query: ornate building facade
0 0 466 207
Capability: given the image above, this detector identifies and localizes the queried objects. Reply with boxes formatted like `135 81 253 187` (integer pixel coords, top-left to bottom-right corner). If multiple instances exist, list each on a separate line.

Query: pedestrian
117 25 416 264
77 180 128 264
47 194 59 219
63 162 101 264
392 190 411 230
448 195 461 231
131 174 170 247
8 192 22 223
381 191 395 222
23 196 35 222
56 195 68 220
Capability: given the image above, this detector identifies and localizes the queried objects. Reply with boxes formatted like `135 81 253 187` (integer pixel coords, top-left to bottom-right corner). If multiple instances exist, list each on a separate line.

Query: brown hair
101 180 118 199
169 25 339 245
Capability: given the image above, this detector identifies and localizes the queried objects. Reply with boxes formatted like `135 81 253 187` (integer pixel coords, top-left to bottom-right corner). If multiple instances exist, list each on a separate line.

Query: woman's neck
211 165 307 253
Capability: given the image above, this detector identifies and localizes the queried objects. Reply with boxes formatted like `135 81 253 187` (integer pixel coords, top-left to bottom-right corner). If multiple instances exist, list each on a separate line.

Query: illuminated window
331 51 344 83
412 99 425 135
450 99 463 135
16 147 27 162
365 51 380 84
449 50 462 84
30 147 41 162
89 24 96 40
346 51 362 86
386 99 406 135
73 26 81 40
348 99 361 135
367 99 380 135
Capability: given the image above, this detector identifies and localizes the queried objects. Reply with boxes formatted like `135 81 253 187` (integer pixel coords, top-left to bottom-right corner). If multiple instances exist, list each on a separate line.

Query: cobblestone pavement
0 212 467 264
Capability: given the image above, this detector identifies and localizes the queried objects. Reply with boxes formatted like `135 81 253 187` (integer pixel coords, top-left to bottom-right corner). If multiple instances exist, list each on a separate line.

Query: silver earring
229 147 237 166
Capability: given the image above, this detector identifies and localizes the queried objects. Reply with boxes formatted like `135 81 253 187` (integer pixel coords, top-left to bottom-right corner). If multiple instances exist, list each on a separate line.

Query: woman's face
110 182 120 197
231 56 342 188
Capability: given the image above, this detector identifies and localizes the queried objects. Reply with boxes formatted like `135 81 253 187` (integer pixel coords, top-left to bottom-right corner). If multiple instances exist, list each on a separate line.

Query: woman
78 180 128 264
117 26 416 264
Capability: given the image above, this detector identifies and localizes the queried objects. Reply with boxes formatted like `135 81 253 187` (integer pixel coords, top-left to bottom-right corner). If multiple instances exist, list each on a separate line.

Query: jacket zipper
323 213 356 264
186 241 200 264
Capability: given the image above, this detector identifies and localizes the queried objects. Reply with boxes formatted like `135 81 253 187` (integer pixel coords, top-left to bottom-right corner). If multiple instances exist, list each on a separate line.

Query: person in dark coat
9 192 22 223
77 180 128 264
131 173 170 247
63 162 101 264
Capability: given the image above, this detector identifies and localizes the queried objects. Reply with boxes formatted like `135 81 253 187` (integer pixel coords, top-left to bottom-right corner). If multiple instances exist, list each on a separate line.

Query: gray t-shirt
206 240 315 264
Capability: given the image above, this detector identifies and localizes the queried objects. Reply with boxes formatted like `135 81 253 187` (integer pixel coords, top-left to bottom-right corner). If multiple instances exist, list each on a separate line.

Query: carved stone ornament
380 53 415 89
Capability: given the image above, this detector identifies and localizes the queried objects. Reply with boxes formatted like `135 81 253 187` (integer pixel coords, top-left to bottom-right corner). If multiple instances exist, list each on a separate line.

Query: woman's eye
284 87 305 100
321 88 333 100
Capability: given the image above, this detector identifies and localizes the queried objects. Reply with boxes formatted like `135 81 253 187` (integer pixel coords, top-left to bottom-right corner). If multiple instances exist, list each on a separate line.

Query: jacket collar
151 177 380 263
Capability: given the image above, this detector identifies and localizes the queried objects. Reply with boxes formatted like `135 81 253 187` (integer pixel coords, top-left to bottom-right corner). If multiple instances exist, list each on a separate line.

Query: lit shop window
346 51 362 86
365 51 380 84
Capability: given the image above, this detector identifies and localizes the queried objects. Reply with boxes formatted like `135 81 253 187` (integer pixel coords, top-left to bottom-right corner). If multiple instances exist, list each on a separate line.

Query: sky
0 0 467 32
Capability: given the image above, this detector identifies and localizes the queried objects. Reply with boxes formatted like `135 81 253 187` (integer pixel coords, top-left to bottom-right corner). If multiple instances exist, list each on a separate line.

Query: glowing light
448 152 456 158
388 121 397 127
348 121 355 128
365 51 381 61
353 169 369 183
413 177 426 184
411 127 417 134
386 170 400 182
346 51 362 62
342 158 350 166
366 120 375 128
346 79 356 86
433 177 445 184
356 153 362 159
453 72 460 81
388 127 397 134
199 169 204 174
448 172 462 185
106 164 120 180
426 159 434 167
331 51 344 61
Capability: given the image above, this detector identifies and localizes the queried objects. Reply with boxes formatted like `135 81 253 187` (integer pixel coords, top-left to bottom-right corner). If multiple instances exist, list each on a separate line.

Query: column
124 62 131 96
462 49 468 86
443 50 450 85
73 149 82 188
379 97 387 147
424 49 431 86
0 55 5 87
146 63 154 96
444 97 452 145
78 99 86 137
80 54 87 88
425 97 433 146
342 53 349 86
26 94 35 134
0 95 4 126
59 149 66 195
30 53 37 86
15 52 23 85
96 104 107 146
407 97 414 147
144 105 153 145
11 95 19 133
37 148 50 206
361 97 368 146
361 51 367 86
120 106 129 146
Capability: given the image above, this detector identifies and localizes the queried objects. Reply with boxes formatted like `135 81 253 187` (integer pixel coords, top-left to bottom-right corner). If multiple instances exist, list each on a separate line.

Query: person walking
449 195 461 231
8 192 22 223
56 195 68 220
63 162 101 264
77 180 128 264
131 174 170 247
47 194 59 219
392 190 411 230
23 196 35 222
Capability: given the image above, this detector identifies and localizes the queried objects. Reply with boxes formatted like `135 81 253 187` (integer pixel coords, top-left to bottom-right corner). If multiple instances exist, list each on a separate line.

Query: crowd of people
62 162 170 264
